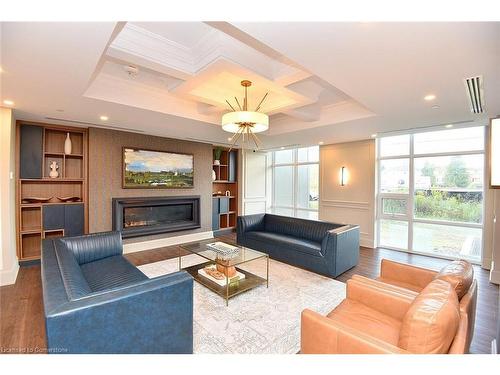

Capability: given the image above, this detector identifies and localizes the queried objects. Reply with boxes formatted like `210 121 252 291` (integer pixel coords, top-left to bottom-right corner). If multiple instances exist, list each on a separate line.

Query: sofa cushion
54 241 92 300
327 299 401 346
245 231 323 256
264 214 336 243
398 279 460 354
80 255 148 292
434 260 473 300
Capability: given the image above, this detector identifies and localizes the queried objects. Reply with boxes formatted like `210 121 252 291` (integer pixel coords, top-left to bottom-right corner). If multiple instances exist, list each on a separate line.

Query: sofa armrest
380 259 438 291
346 279 414 321
45 271 193 353
58 231 123 265
237 214 265 239
321 225 360 277
351 275 419 299
301 309 407 354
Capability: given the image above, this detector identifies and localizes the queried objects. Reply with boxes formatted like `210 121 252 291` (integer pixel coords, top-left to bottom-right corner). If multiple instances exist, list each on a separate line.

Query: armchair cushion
327 299 401 346
434 260 473 299
398 279 460 354
80 255 148 292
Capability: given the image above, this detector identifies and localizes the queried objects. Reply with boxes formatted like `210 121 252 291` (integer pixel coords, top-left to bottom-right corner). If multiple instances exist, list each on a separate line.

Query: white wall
0 107 19 285
319 140 376 248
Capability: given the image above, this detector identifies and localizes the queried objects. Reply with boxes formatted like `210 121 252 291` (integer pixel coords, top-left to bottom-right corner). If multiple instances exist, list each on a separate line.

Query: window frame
376 126 485 263
270 147 319 219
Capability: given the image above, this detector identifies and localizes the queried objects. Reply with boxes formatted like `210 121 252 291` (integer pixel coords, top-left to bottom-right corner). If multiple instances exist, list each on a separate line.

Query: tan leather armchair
352 259 477 353
301 278 467 354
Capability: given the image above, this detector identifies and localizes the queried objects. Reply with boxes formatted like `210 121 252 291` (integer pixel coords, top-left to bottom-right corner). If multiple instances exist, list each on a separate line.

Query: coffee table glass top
180 239 267 267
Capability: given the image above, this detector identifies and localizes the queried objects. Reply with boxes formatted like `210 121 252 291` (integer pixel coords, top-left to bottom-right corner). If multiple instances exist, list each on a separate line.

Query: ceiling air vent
464 75 484 114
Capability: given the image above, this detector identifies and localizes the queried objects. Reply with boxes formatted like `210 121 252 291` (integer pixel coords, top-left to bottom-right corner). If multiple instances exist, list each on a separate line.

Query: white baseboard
0 262 20 286
360 238 375 249
123 231 214 254
489 261 500 284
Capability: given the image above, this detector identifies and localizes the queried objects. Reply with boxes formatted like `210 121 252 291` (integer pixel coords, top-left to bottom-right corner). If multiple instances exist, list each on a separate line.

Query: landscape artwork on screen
123 148 194 188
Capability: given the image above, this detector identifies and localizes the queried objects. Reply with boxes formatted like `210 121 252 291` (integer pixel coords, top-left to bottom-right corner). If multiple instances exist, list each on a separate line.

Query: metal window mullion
408 133 415 253
293 148 298 217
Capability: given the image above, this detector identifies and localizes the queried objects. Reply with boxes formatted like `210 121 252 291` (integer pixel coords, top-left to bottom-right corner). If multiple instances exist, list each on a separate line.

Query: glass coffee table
179 239 269 305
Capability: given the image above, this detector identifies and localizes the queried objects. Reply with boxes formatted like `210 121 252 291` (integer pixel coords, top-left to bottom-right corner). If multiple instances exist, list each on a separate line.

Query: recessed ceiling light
280 147 285 150
445 124 453 128
371 133 377 138
424 94 436 101
100 115 109 121
318 141 324 145
227 137 232 142
431 105 440 110
3 99 14 106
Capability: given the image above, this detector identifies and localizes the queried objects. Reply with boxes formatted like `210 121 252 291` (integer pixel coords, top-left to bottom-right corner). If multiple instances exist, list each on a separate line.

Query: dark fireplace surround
112 196 200 238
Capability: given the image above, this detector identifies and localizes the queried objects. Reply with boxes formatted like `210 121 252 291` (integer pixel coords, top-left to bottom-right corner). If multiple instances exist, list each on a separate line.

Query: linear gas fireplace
112 196 200 238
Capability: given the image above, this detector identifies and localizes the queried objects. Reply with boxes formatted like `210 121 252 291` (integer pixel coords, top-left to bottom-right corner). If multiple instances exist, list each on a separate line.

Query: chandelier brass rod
254 92 269 112
244 86 248 110
250 129 262 149
225 100 236 112
228 126 244 152
234 97 242 111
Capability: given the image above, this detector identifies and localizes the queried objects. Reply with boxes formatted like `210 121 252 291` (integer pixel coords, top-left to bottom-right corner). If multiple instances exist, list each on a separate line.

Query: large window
270 146 319 220
376 126 485 262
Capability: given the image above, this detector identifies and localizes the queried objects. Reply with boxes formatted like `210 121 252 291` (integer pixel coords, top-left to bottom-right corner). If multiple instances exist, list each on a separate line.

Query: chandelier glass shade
221 111 269 133
221 80 269 150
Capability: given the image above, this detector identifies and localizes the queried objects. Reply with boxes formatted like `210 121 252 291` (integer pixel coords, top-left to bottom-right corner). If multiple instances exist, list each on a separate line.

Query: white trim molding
123 231 214 254
490 261 500 284
0 262 20 286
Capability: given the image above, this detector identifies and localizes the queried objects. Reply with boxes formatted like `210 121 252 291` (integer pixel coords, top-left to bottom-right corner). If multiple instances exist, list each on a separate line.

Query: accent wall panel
319 140 376 248
88 127 213 242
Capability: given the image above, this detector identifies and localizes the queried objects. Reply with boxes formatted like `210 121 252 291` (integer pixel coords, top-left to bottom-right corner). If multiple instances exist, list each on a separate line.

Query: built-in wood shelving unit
16 121 88 262
212 148 238 232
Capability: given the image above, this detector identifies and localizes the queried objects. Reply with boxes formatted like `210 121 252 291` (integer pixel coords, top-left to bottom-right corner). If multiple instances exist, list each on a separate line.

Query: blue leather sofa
41 231 193 354
237 214 359 278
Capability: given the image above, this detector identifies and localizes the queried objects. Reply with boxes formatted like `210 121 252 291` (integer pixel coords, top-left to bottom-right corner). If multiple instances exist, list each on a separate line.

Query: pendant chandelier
222 80 269 151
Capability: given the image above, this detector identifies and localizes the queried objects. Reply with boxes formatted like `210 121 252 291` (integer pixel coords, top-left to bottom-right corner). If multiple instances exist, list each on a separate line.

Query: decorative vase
212 170 217 181
216 258 237 278
214 159 220 166
49 161 59 178
64 132 72 155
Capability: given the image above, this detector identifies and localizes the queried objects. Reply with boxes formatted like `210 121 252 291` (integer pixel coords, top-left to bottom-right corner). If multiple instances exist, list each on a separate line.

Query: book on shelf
198 266 245 287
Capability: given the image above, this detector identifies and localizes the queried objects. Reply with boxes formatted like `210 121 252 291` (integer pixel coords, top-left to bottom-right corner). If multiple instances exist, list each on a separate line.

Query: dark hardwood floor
1 232 498 354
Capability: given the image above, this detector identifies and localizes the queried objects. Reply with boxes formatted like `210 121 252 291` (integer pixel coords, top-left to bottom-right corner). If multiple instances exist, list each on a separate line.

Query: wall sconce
340 166 348 186
491 117 500 188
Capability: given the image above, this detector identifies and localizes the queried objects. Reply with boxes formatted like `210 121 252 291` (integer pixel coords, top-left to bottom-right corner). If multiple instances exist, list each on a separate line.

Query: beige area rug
138 254 346 354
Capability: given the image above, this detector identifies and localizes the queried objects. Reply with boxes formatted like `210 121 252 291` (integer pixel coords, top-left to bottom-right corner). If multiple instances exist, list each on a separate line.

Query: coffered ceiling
1 22 499 148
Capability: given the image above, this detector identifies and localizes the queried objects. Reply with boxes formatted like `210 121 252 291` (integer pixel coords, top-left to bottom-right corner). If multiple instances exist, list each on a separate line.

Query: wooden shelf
20 228 42 234
213 180 237 184
20 201 83 207
44 152 83 157
20 178 84 182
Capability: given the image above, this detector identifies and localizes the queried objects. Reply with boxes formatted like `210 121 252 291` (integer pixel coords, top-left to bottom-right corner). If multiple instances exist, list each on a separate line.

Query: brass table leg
178 247 181 271
226 273 229 306
266 255 269 288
